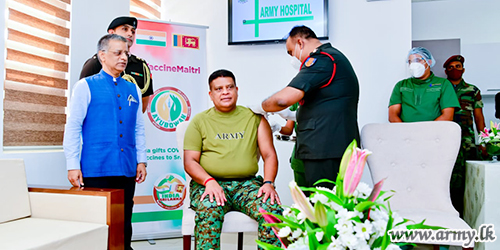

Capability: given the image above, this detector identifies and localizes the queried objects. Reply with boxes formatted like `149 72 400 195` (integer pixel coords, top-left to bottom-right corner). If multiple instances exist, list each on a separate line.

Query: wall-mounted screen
229 0 329 45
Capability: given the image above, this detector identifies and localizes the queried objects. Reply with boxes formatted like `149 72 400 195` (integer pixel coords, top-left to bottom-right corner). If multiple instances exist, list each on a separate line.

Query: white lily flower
316 231 324 241
310 193 329 204
291 228 303 240
283 207 292 217
277 226 292 238
356 182 372 199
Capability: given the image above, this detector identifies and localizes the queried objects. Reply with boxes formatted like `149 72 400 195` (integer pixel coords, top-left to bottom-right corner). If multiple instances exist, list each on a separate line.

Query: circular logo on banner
153 173 187 210
147 87 191 132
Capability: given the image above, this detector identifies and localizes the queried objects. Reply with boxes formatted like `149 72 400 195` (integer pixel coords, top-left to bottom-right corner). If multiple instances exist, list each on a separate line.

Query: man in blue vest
63 34 147 250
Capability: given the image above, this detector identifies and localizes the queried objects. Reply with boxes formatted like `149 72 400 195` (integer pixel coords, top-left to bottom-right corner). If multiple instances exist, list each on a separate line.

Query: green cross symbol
243 0 314 38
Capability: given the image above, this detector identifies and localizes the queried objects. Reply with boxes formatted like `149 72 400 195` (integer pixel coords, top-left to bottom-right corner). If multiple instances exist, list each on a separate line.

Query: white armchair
0 159 122 250
176 121 258 250
361 121 473 249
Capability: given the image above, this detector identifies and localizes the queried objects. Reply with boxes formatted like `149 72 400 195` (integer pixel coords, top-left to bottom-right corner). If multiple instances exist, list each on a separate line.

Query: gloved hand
269 121 282 133
275 109 296 122
248 104 268 118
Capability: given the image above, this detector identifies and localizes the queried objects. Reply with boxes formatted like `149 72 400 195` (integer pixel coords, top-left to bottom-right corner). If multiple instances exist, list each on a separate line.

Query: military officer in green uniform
80 16 153 113
389 47 460 122
252 26 360 189
444 55 485 217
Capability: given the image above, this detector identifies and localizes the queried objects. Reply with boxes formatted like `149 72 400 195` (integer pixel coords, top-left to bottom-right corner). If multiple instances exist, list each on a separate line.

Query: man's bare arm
262 87 304 113
280 120 295 135
473 107 486 133
184 150 210 185
256 116 281 205
435 107 455 121
388 104 403 123
184 150 227 205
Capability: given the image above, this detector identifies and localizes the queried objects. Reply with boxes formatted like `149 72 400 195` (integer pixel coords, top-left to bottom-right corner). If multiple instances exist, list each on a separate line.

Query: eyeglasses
102 49 130 58
408 57 426 64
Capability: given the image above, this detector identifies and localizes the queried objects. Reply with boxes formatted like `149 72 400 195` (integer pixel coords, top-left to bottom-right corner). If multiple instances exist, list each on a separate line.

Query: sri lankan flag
172 34 199 49
136 29 166 47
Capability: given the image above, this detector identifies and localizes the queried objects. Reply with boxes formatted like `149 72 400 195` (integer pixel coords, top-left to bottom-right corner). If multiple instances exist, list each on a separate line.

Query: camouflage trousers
450 136 479 217
190 176 283 250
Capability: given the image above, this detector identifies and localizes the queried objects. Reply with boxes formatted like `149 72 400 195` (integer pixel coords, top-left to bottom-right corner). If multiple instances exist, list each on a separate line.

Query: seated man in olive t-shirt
183 69 282 250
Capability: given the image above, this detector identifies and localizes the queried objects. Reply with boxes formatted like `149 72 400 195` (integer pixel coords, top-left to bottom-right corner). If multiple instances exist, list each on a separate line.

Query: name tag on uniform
128 95 138 106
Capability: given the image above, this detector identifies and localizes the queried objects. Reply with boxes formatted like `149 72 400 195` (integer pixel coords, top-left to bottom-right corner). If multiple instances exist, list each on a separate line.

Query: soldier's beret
443 55 465 68
107 16 137 31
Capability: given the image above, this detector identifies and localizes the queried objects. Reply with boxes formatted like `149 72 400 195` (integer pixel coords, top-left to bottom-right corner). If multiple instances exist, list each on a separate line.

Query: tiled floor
131 232 259 250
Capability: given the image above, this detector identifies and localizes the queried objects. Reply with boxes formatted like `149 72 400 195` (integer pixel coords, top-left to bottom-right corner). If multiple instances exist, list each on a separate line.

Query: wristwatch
263 181 275 187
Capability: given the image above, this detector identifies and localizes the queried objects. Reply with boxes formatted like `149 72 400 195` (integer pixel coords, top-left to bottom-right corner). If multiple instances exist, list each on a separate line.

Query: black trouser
302 158 341 189
83 176 136 250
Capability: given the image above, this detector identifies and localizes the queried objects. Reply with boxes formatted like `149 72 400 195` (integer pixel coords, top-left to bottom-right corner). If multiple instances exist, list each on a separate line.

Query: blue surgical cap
407 47 435 68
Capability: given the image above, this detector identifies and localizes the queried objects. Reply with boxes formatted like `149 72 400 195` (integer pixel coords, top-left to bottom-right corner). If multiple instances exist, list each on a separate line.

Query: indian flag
135 29 167 47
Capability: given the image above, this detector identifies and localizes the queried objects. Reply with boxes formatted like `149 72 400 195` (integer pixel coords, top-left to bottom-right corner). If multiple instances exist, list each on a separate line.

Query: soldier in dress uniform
80 16 153 113
251 26 360 189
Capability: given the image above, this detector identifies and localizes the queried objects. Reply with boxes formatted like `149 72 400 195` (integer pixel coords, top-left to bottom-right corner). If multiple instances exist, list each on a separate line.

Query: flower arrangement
479 121 500 145
257 140 437 250
479 121 500 161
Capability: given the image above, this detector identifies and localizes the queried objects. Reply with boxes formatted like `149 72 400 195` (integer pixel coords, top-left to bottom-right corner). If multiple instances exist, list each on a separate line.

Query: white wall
412 0 500 135
0 0 412 201
164 0 412 205
69 0 130 92
0 1 129 186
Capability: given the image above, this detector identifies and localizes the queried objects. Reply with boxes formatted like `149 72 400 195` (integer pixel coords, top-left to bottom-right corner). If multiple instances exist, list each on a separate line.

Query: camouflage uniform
451 80 483 217
190 176 282 250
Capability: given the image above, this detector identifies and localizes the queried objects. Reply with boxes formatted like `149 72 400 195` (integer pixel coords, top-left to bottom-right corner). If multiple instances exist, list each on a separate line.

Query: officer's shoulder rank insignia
304 57 317 67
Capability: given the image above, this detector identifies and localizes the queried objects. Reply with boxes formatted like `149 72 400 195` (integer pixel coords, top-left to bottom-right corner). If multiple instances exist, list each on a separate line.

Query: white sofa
0 159 114 250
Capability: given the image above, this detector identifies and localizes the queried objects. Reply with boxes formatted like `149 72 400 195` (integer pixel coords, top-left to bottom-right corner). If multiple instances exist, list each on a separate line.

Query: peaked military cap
107 16 137 31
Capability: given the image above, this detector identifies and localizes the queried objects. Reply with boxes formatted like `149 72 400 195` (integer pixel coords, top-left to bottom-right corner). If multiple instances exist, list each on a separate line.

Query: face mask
409 62 426 78
290 43 303 70
446 68 464 81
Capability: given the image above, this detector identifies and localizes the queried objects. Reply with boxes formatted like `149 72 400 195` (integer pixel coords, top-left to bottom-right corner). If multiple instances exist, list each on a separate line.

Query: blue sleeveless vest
81 70 140 177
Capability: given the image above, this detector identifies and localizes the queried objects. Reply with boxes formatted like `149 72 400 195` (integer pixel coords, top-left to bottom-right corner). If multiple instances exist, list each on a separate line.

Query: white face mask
290 43 303 70
409 62 426 78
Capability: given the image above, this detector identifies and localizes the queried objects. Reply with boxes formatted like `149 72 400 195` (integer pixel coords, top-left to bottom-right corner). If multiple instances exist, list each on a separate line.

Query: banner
130 19 208 239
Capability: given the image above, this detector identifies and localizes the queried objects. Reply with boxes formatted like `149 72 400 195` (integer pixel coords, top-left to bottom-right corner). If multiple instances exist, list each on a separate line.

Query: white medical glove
275 109 296 122
248 104 268 117
269 121 282 133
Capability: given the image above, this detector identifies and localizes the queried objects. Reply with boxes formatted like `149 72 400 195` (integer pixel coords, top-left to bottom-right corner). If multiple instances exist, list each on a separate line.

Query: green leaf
255 240 283 250
372 236 383 248
394 218 411 227
313 178 337 186
325 209 338 237
405 219 447 230
264 213 303 229
354 201 377 212
305 222 320 249
300 187 344 206
317 243 331 250
381 213 394 249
